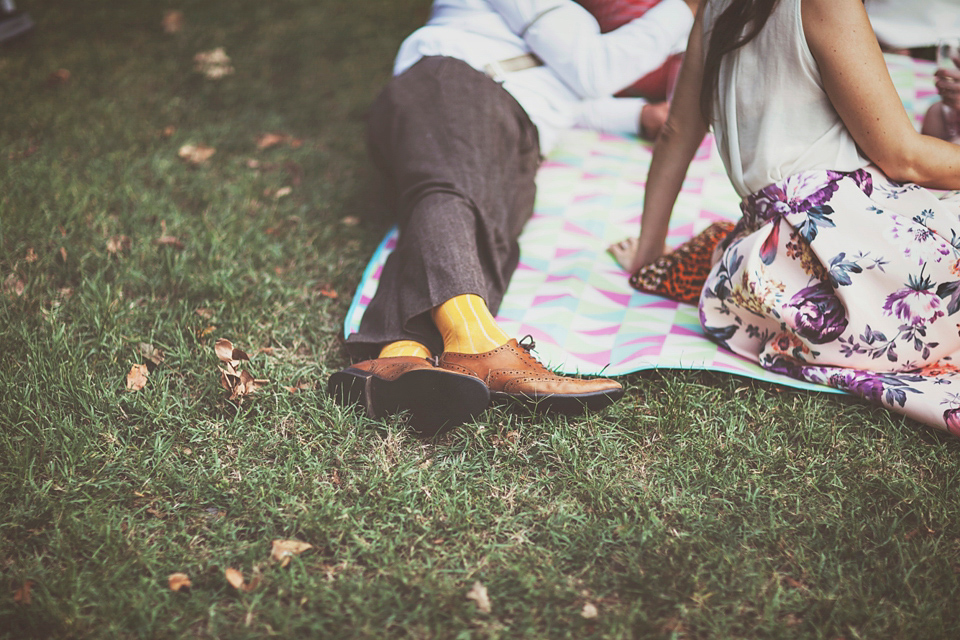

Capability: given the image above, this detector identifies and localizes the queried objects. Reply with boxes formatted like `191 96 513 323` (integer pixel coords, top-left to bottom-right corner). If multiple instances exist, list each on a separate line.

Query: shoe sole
328 367 490 437
491 387 624 414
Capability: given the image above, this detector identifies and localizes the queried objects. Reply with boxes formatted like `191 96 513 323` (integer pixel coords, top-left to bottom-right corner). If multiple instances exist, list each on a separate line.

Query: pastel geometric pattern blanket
344 55 937 392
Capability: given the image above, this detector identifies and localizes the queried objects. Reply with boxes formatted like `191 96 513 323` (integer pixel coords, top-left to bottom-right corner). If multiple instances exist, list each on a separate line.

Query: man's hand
639 101 670 140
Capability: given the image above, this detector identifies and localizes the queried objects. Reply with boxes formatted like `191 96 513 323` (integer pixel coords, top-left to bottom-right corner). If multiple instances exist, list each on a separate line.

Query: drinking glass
936 37 960 139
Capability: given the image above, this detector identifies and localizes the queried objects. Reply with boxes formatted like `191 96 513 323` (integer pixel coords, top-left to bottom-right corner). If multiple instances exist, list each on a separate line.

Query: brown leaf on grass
13 581 33 605
25 247 38 263
273 186 292 199
225 568 259 592
904 526 935 541
466 581 491 614
195 308 215 320
139 342 165 367
225 567 245 590
161 125 177 138
161 10 184 34
255 133 303 151
196 325 217 339
178 143 215 165
283 381 313 393
256 133 288 150
106 235 132 255
126 364 149 391
194 48 234 79
47 69 71 85
168 573 191 592
58 247 68 262
156 235 184 250
317 286 338 300
271 539 313 567
214 338 249 364
216 341 268 401
3 273 25 297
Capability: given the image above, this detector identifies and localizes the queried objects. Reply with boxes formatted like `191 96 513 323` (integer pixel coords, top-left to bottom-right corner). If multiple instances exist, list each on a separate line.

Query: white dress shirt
393 0 694 153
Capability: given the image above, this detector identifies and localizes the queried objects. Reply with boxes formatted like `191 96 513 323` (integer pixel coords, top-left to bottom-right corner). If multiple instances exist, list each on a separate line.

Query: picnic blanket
344 54 938 393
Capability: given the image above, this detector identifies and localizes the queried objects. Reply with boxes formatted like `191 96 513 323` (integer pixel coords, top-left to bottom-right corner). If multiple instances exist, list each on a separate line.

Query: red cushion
574 0 679 100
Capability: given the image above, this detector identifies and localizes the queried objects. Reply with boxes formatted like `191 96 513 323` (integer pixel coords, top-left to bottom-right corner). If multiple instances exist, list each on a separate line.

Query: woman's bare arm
613 3 708 273
803 0 960 189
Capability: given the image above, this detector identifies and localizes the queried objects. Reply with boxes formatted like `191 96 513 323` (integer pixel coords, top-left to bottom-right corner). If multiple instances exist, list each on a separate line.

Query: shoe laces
518 335 537 352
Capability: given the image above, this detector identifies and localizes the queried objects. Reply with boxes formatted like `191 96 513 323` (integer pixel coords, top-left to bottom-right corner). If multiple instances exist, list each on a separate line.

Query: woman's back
704 0 867 196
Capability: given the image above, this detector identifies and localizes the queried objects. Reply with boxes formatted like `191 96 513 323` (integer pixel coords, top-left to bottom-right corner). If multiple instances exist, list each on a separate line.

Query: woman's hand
608 237 639 272
935 68 960 111
607 236 668 273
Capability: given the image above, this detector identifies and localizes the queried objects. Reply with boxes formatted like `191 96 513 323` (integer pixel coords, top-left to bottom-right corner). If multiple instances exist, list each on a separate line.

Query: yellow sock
378 340 431 359
431 294 510 355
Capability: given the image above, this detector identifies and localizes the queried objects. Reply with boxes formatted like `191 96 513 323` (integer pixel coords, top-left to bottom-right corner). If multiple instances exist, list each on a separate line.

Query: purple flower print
842 371 887 404
944 408 960 437
745 171 842 223
788 282 849 344
883 287 944 327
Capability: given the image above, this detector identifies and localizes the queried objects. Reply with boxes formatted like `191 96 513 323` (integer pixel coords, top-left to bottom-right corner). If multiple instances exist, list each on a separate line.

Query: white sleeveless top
703 0 868 197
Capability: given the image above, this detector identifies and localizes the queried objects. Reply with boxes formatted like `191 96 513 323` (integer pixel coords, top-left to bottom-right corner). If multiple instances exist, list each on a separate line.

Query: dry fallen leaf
161 10 184 34
271 539 313 568
156 235 185 250
13 581 33 605
168 573 191 592
194 48 234 79
216 340 268 400
25 247 38 263
225 567 245 590
466 581 491 614
225 568 259 592
106 235 132 255
58 247 68 262
197 325 217 339
195 307 215 320
317 286 338 300
581 602 598 619
139 342 165 367
215 338 250 364
283 381 313 393
126 364 149 391
273 186 292 199
3 273 25 297
178 143 215 165
47 69 71 85
256 133 288 150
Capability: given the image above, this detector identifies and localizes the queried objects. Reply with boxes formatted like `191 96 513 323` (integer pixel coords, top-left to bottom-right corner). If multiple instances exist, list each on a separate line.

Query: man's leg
331 57 622 429
349 56 540 357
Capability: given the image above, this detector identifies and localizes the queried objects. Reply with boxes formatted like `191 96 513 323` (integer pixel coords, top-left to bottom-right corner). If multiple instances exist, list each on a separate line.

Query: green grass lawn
3 1 960 638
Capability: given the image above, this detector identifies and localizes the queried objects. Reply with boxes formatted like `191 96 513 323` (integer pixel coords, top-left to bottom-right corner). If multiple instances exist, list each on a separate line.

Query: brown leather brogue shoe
437 337 623 414
327 356 490 436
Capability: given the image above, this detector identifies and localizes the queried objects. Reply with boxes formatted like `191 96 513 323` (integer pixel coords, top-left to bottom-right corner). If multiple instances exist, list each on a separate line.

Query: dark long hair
700 0 781 123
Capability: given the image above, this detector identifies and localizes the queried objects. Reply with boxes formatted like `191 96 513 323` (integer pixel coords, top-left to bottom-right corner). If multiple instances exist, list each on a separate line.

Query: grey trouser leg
347 56 541 357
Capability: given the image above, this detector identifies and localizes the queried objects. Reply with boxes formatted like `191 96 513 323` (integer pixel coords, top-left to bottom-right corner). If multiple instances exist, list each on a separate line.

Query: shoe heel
327 369 375 417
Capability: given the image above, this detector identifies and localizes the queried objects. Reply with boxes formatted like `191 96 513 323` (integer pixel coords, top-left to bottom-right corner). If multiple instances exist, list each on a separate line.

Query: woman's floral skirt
701 166 960 434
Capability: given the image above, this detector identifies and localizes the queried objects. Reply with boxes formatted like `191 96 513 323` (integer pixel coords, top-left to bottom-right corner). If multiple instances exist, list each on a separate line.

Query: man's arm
487 0 696 98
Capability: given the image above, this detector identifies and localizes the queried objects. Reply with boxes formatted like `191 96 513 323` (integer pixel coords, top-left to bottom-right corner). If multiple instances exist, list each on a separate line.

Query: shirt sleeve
573 97 646 136
486 0 694 98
